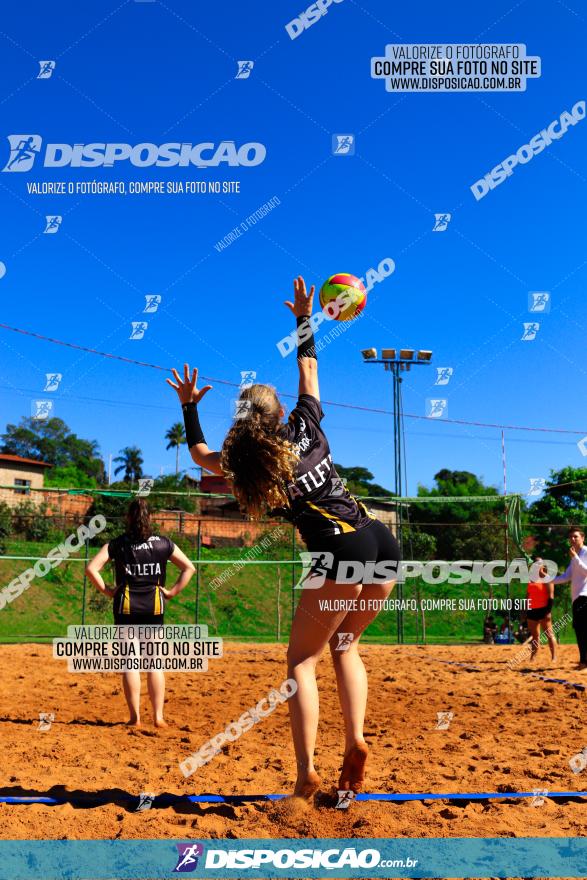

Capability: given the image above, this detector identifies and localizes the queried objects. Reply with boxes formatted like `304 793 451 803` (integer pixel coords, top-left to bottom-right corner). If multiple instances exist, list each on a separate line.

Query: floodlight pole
363 355 432 644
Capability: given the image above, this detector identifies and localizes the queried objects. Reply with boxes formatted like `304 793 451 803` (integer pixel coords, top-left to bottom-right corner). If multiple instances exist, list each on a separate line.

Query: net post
290 523 296 626
81 535 89 626
195 519 201 625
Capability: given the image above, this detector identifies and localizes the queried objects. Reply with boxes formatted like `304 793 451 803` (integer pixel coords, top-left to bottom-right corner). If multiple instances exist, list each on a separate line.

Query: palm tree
165 422 186 476
113 446 144 485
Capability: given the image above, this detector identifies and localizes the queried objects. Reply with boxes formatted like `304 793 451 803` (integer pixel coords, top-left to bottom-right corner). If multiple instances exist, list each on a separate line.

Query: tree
165 422 186 476
45 465 98 489
528 466 587 566
416 469 504 561
113 446 144 484
1 417 104 481
333 464 392 498
0 501 11 555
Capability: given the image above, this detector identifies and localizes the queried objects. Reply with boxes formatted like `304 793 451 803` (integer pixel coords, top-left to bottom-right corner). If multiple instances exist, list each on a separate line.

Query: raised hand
166 363 212 405
284 275 315 318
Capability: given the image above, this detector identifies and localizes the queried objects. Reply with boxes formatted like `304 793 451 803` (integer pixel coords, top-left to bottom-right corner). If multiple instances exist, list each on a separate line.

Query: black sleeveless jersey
108 534 175 593
278 394 374 544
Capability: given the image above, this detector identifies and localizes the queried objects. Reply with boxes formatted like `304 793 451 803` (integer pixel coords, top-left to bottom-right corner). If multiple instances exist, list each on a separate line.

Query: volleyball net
0 483 577 645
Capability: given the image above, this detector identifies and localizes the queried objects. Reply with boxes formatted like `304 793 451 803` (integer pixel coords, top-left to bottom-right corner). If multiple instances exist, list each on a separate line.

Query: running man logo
44 215 62 234
336 790 355 809
432 213 451 231
44 373 62 392
137 479 154 498
295 551 334 589
521 322 540 341
569 748 587 774
233 399 252 420
335 632 354 652
434 367 453 386
330 476 347 497
240 370 256 389
32 400 53 421
38 712 54 731
3 135 42 172
135 792 156 811
130 321 148 340
144 294 161 313
332 134 355 156
174 843 204 873
426 398 447 418
236 61 254 79
37 60 56 79
528 291 551 313
435 711 453 730
528 477 546 497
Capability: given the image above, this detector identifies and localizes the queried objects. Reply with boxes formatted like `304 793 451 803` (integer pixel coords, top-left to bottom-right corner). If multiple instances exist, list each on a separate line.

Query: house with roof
0 453 52 506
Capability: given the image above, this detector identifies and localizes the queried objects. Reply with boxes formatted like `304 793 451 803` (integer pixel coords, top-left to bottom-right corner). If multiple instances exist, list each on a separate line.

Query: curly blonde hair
220 384 298 519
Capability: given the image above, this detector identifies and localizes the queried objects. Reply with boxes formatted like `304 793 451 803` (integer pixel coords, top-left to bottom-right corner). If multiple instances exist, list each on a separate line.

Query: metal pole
502 430 511 642
195 519 201 624
392 364 404 644
291 524 296 627
276 565 282 641
81 537 89 625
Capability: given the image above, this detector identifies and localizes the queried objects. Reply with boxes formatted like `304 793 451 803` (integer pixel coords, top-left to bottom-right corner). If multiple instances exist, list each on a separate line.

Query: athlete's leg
122 671 141 726
329 580 395 791
527 618 540 659
541 614 557 661
148 671 167 727
287 579 362 797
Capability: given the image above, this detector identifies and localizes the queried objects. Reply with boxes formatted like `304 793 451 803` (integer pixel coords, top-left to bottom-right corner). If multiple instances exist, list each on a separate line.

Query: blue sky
0 0 585 497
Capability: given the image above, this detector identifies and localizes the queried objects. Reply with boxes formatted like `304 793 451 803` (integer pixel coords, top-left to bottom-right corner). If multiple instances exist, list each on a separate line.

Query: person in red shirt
526 558 556 662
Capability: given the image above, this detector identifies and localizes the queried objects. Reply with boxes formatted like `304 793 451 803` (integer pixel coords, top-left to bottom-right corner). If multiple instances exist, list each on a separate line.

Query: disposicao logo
173 843 204 873
3 135 266 171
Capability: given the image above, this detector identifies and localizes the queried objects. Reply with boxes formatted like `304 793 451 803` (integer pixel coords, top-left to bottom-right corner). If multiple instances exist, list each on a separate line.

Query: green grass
0 538 577 644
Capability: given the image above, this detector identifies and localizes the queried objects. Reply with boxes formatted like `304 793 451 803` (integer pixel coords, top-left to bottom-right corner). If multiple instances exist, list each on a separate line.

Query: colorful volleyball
319 273 367 322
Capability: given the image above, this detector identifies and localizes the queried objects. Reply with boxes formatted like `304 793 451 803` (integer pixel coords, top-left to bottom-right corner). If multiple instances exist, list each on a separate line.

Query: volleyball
319 273 367 321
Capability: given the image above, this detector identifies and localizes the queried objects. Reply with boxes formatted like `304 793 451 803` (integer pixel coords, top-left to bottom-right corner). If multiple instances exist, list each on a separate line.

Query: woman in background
526 558 556 663
86 498 195 727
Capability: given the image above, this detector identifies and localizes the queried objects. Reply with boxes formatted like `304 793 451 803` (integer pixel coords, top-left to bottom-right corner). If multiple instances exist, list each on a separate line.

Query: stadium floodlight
361 341 432 645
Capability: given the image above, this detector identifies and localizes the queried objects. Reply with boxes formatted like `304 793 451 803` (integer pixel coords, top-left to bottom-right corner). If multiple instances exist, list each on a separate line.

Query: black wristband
182 402 206 447
296 315 317 359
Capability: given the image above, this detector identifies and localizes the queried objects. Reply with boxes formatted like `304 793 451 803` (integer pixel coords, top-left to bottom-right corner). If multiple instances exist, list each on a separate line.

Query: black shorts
305 519 401 585
526 602 552 622
113 585 165 625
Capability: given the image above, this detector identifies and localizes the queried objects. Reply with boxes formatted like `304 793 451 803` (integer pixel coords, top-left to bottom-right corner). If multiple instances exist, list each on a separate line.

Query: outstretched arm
284 275 319 400
166 363 224 476
551 562 572 585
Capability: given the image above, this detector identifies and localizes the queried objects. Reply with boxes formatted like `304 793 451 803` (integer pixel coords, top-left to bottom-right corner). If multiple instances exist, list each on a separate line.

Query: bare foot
126 717 141 728
339 742 369 793
293 769 321 799
154 718 168 729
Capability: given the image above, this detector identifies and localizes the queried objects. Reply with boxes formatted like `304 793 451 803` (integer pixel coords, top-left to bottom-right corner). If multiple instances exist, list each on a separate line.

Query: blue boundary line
2 791 587 805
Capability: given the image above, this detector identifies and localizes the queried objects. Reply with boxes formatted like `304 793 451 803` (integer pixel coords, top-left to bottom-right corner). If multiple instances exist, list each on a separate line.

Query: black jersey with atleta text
108 534 175 593
278 394 374 544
